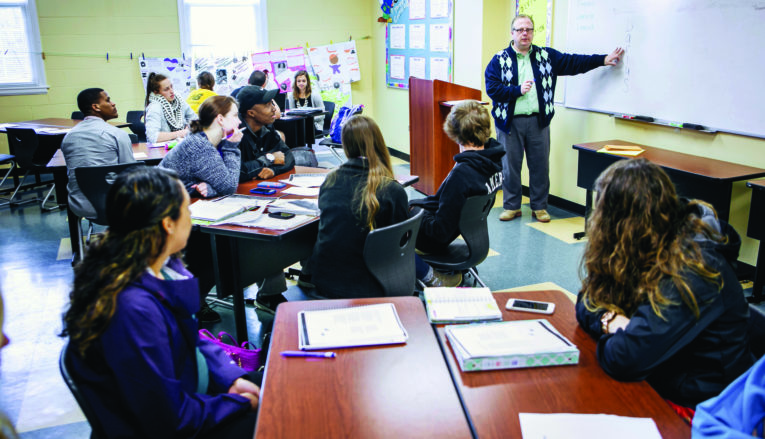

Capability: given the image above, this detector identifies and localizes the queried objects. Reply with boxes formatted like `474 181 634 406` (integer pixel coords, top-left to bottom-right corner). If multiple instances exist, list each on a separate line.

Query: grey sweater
145 101 196 144
158 132 241 198
60 116 136 218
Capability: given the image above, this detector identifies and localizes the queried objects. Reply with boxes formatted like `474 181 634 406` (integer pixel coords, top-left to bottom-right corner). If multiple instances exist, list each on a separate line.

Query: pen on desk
281 351 336 358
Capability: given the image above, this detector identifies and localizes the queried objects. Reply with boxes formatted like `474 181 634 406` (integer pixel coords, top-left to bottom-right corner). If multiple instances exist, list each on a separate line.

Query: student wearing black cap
236 86 294 181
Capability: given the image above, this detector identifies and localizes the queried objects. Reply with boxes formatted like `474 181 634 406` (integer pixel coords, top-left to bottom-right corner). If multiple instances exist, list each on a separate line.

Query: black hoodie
409 138 505 254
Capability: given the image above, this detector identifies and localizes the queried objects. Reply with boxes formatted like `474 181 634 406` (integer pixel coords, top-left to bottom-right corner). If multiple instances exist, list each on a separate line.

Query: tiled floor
0 155 761 438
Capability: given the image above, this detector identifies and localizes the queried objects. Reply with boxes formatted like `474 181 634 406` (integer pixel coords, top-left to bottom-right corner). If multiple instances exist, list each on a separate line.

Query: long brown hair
144 72 168 107
189 95 237 134
291 70 312 99
580 159 722 319
61 167 185 357
329 115 395 229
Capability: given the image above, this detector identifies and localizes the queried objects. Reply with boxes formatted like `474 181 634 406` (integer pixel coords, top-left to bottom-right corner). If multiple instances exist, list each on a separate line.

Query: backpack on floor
329 104 364 144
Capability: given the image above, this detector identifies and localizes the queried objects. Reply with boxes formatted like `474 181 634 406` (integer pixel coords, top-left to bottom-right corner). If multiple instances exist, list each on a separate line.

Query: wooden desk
199 167 419 341
254 296 473 439
0 118 130 133
434 290 690 439
46 143 168 262
747 179 765 303
573 140 765 238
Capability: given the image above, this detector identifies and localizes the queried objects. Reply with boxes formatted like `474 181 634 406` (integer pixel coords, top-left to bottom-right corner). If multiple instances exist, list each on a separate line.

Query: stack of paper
282 173 327 188
424 287 502 323
445 319 579 372
298 303 409 350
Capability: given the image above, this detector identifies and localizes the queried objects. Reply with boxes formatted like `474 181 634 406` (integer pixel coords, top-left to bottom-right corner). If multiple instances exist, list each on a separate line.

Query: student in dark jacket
61 167 260 439
236 86 294 182
308 115 409 298
409 100 504 287
576 159 754 410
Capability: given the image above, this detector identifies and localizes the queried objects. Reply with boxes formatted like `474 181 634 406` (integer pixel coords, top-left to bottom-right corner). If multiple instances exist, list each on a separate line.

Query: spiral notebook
298 303 409 350
423 287 502 323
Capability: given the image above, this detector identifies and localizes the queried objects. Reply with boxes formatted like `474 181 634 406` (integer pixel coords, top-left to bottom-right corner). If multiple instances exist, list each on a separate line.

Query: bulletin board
385 0 453 90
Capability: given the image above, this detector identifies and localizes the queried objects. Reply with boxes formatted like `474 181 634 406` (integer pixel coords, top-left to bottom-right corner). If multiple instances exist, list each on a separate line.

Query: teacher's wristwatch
265 153 275 162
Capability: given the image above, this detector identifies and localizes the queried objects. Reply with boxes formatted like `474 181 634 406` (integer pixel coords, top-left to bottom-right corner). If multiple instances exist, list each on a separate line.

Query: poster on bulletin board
385 0 454 89
251 48 309 94
139 56 193 98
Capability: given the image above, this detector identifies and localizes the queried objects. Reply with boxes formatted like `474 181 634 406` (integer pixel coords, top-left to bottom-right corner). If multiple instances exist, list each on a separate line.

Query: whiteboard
564 0 765 139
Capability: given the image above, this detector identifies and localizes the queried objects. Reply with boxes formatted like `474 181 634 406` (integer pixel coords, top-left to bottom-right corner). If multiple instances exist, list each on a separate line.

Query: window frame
176 0 269 59
0 0 48 96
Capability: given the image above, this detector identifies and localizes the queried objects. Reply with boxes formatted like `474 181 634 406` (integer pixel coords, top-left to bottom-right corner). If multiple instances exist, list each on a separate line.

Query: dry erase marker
281 351 336 358
620 114 634 120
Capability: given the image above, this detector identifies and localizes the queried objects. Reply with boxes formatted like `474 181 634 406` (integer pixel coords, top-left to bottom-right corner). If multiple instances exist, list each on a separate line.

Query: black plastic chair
273 93 286 113
59 343 107 439
322 101 336 136
362 210 424 297
71 111 85 120
5 128 59 211
126 111 146 142
74 162 145 259
0 154 16 207
418 191 498 288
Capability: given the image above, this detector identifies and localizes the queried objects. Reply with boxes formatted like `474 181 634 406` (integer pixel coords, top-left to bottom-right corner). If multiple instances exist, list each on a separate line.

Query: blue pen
281 351 336 358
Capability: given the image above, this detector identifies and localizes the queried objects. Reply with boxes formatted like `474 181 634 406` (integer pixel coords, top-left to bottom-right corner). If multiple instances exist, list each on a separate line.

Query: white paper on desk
282 186 319 196
217 211 314 230
519 413 662 439
0 123 20 129
430 57 450 81
35 127 70 134
133 152 148 159
298 303 408 350
430 24 450 52
390 55 406 80
390 24 406 49
409 57 426 79
281 173 327 188
409 24 426 50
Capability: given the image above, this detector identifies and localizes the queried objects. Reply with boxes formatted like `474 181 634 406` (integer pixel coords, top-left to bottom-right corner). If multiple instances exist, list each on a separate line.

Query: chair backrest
273 92 286 112
59 343 107 439
322 101 336 134
6 128 40 169
71 111 85 120
456 190 498 269
75 162 145 225
126 111 146 142
363 210 424 297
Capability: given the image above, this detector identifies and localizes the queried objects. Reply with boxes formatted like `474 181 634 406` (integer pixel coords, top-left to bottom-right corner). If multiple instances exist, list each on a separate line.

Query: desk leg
67 206 81 263
573 189 592 240
227 238 249 342
748 244 765 304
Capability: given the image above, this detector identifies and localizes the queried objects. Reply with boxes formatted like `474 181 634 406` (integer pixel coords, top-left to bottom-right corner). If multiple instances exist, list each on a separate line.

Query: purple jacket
67 258 251 438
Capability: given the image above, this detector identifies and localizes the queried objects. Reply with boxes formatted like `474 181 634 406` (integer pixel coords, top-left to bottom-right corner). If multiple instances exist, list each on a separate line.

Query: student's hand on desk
228 378 260 410
272 151 285 165
175 128 189 139
604 47 625 66
608 314 631 333
258 168 275 179
192 182 209 197
520 80 534 95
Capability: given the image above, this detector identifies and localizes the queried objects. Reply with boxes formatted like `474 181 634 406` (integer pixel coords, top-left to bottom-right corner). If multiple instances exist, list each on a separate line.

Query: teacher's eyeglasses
513 28 534 34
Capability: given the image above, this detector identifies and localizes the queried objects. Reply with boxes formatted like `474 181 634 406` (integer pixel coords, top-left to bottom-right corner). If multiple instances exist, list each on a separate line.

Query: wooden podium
408 78 482 195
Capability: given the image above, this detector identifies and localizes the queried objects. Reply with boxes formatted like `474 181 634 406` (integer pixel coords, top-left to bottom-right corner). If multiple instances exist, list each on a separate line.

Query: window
177 0 268 58
0 0 47 95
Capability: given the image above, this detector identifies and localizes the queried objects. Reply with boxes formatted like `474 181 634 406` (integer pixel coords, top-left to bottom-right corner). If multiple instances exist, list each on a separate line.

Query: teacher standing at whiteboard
485 14 624 223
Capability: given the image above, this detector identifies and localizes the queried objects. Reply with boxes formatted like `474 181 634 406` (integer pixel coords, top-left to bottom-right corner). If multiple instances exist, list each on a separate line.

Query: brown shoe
426 271 463 288
532 210 551 223
499 209 522 221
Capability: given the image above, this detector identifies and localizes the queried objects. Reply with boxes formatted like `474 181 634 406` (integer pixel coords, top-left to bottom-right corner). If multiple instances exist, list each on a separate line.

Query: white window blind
0 0 47 95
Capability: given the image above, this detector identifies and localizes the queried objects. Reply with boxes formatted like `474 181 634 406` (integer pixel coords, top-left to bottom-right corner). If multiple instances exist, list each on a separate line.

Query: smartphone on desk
268 212 295 219
505 298 555 315
258 182 286 189
250 187 277 195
